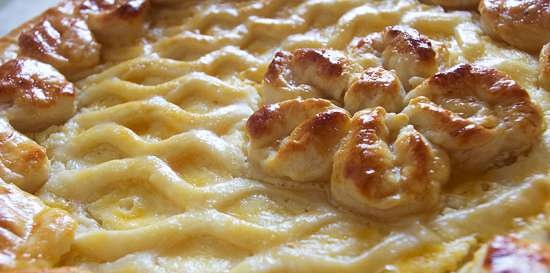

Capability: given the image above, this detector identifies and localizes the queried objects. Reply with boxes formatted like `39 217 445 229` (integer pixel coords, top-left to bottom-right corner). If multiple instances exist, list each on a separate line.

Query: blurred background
0 0 60 35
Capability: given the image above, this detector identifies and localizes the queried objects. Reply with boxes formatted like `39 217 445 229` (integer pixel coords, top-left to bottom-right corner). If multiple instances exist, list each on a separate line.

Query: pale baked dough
0 0 548 272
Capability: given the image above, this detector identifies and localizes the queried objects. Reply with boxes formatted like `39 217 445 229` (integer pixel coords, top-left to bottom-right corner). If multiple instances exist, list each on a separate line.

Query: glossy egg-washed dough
0 0 549 272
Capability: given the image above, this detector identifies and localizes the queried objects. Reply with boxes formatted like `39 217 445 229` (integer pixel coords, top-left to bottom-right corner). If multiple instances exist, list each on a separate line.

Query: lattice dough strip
159 0 295 36
242 0 369 53
79 72 257 107
430 177 550 241
229 229 430 273
43 157 272 208
154 29 246 60
73 208 338 262
156 1 384 59
228 177 549 273
75 97 252 138
64 125 244 173
79 47 261 87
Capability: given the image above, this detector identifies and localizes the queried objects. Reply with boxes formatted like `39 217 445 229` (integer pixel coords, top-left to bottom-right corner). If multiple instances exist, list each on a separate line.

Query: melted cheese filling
30 0 550 272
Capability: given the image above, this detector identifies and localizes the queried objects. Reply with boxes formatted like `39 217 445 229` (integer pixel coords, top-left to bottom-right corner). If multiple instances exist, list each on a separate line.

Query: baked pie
0 0 548 272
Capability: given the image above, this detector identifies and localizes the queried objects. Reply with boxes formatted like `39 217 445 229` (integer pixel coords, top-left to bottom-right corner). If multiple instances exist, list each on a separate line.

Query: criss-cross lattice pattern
35 1 550 272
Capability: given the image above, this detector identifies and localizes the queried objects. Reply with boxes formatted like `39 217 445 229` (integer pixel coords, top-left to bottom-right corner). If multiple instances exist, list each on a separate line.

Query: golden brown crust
78 0 151 45
263 48 362 104
0 58 77 132
263 48 407 113
264 51 294 89
381 26 436 63
368 26 438 90
292 48 349 80
291 48 358 100
0 119 49 193
331 107 450 219
403 63 544 172
247 98 351 183
0 58 75 107
0 180 76 271
479 0 550 52
18 6 101 76
0 1 79 62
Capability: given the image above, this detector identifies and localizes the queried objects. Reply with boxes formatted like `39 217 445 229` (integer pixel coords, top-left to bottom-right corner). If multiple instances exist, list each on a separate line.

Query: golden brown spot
246 103 283 139
278 109 350 157
405 133 429 180
383 26 436 62
292 48 348 78
361 25 439 90
427 64 533 114
429 64 527 99
264 51 293 85
482 0 550 26
79 0 150 45
18 11 101 75
262 48 360 104
343 108 391 198
0 58 76 132
22 149 48 167
0 58 75 107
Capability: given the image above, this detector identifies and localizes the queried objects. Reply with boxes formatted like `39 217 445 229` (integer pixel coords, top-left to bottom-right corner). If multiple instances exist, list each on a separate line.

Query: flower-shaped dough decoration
247 25 544 219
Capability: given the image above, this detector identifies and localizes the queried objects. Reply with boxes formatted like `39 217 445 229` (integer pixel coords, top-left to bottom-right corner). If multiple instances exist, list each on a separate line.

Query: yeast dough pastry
0 0 549 272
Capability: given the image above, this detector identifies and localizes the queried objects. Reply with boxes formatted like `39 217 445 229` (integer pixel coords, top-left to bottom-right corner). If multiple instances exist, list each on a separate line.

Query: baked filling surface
0 0 549 272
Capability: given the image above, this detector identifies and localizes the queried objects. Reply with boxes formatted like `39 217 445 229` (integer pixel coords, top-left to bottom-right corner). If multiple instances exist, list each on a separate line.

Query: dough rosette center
331 107 450 219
